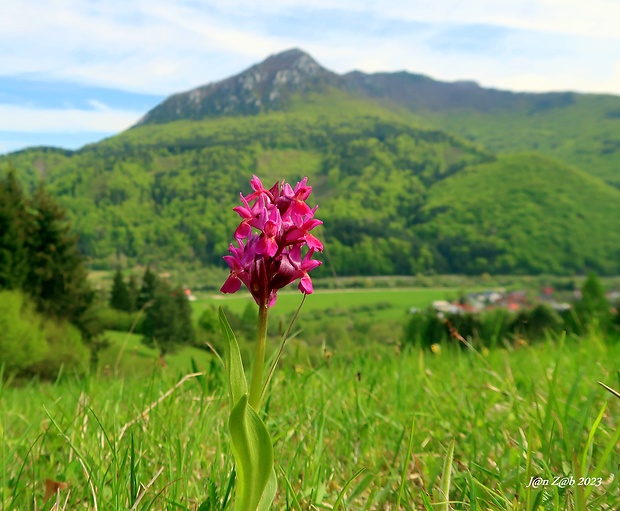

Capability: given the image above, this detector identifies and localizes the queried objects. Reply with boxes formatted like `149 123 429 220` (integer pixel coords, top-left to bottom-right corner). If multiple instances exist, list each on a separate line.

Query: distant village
416 288 620 317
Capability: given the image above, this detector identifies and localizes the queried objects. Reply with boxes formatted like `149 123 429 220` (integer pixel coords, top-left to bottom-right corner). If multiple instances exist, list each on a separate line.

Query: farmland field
1 328 618 510
194 287 460 317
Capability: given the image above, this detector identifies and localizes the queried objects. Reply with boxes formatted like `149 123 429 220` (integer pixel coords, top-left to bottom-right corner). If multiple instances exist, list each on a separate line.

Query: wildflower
217 175 324 511
221 175 323 308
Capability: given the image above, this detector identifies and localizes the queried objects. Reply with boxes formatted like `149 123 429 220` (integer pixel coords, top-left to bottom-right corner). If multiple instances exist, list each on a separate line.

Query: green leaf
256 468 277 511
219 307 275 510
219 306 248 406
229 395 275 511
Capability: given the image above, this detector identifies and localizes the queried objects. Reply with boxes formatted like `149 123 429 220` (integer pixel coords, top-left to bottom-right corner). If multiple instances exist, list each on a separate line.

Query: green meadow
194 288 458 319
1 311 619 510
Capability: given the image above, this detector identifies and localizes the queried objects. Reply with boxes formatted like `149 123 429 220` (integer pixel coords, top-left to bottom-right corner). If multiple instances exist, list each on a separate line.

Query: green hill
418 95 620 187
418 154 620 274
3 96 491 275
2 50 620 276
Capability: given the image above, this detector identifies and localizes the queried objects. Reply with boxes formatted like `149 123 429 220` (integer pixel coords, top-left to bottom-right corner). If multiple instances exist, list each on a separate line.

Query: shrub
197 305 225 354
0 290 48 373
511 304 563 340
97 306 145 334
403 308 448 348
0 290 90 378
29 320 89 378
572 273 613 335
445 312 482 345
478 308 514 347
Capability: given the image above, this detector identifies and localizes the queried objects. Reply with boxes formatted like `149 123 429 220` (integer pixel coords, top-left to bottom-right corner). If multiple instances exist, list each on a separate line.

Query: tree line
0 169 195 377
106 266 195 359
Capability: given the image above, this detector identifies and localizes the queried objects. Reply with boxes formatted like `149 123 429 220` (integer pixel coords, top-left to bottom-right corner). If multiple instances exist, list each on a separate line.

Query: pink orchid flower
221 176 323 307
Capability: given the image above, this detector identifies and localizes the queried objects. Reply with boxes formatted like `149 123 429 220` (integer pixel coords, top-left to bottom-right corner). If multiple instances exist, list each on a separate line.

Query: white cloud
0 0 619 98
304 30 620 95
0 0 294 93
0 104 142 133
173 0 620 39
88 100 111 111
493 59 620 95
377 0 620 40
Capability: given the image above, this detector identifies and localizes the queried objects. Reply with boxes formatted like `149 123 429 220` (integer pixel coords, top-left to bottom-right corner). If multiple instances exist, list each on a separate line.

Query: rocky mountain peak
256 49 327 87
260 48 323 74
135 49 337 126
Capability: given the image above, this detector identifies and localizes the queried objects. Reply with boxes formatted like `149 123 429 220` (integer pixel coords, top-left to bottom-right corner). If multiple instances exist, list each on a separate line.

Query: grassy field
96 331 214 377
1 329 618 510
192 287 464 325
192 287 468 351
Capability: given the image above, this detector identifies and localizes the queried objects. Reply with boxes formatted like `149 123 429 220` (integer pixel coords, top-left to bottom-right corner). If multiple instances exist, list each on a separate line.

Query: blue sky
1 0 619 154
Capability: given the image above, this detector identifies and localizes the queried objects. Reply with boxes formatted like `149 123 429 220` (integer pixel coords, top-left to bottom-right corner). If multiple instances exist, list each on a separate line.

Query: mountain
135 48 620 187
2 49 620 277
135 49 340 125
137 48 583 124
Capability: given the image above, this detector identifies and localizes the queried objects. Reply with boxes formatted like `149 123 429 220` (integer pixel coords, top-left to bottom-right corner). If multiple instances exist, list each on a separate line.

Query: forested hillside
418 154 620 274
419 95 620 187
2 50 620 276
3 99 487 273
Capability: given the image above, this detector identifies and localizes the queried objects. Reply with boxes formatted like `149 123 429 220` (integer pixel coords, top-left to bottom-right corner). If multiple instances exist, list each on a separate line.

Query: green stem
260 293 306 404
249 303 269 410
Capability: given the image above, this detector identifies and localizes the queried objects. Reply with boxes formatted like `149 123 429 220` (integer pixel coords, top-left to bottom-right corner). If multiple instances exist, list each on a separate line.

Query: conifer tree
136 265 157 310
173 285 195 345
23 184 102 342
109 267 132 312
0 170 28 290
127 274 139 312
142 282 194 358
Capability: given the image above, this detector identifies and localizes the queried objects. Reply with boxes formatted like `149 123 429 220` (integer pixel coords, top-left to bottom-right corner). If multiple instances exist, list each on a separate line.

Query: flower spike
221 176 323 307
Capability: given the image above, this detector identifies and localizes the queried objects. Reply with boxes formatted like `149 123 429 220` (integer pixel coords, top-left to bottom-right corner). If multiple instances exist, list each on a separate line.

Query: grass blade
332 467 366 511
580 401 606 476
396 418 415 511
439 439 455 511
